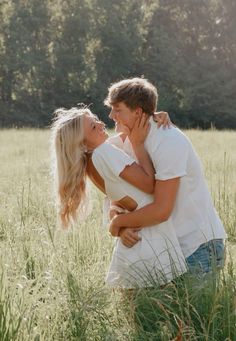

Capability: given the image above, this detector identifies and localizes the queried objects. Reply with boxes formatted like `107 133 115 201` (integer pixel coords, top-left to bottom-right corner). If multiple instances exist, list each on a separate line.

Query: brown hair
104 77 158 116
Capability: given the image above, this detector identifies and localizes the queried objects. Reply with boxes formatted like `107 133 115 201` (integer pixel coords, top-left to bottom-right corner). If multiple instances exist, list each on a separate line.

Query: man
105 77 226 274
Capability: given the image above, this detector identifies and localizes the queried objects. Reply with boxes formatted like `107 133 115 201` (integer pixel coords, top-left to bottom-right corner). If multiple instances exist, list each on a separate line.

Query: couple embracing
51 77 226 289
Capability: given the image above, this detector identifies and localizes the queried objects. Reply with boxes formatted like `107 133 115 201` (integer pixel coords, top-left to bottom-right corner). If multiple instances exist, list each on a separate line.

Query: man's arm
109 177 180 236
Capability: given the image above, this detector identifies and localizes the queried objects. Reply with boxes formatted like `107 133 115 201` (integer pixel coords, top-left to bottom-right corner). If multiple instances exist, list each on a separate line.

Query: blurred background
0 0 235 129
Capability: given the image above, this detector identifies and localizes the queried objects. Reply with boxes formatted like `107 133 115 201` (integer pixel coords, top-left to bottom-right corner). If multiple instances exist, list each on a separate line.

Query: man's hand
153 111 173 128
119 228 142 248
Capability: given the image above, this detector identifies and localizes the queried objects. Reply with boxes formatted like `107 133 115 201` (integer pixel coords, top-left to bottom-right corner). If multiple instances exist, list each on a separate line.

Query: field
0 129 236 340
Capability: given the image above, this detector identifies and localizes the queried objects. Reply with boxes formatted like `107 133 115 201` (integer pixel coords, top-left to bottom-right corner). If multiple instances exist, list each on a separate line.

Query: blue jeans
186 239 225 275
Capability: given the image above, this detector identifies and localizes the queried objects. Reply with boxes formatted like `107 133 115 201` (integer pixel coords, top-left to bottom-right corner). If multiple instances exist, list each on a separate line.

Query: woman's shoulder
107 134 124 148
92 142 117 165
93 141 114 155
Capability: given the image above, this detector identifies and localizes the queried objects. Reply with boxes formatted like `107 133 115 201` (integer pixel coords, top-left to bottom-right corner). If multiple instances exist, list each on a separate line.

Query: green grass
0 128 235 340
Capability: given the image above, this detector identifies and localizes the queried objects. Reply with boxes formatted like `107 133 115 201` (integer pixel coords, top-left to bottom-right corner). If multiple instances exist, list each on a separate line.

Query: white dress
92 142 187 288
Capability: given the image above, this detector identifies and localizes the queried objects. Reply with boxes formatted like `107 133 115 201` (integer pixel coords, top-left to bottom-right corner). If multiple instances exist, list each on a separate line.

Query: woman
51 106 186 288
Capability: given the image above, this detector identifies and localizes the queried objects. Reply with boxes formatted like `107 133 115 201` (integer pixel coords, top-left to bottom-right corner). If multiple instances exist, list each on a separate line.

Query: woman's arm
119 114 155 194
119 162 155 194
86 155 106 194
86 156 142 213
130 114 155 177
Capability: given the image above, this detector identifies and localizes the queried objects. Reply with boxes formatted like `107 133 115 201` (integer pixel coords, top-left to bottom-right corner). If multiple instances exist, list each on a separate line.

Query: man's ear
134 107 143 117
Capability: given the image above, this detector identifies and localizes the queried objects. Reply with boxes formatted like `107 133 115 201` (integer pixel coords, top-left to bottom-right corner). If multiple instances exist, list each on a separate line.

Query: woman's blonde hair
51 106 92 227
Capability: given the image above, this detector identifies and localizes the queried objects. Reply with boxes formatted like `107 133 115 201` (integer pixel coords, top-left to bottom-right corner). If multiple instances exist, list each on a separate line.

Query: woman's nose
98 121 105 128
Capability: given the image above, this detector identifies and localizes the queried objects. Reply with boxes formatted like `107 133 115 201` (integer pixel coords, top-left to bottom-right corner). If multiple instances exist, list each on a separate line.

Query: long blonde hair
51 106 91 227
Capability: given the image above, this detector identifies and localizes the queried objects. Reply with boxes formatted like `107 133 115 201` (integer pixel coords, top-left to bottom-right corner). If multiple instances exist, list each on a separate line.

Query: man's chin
115 123 130 135
115 125 122 133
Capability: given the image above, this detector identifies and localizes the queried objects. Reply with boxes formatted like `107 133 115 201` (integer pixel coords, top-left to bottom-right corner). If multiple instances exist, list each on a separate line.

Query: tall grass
130 264 236 340
0 128 235 340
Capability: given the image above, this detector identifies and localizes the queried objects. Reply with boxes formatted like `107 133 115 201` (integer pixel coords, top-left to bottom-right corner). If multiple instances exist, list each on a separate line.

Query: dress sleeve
154 129 189 180
92 143 135 181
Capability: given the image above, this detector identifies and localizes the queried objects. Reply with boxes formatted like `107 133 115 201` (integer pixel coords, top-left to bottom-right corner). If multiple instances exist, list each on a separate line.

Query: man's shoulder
147 120 189 147
162 126 189 143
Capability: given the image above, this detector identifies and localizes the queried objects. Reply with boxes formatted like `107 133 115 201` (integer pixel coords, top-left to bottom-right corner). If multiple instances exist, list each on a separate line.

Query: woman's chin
103 133 109 142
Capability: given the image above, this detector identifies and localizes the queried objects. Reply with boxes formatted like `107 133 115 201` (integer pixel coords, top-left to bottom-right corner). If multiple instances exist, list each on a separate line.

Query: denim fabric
186 239 225 274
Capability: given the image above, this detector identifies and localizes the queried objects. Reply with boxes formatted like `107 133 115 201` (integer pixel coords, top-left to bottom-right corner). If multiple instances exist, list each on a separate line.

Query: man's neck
113 132 127 142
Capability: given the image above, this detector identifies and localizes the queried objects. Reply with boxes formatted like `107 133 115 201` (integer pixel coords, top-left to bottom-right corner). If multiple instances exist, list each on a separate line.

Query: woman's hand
128 113 150 148
153 111 173 128
109 205 125 220
109 215 121 237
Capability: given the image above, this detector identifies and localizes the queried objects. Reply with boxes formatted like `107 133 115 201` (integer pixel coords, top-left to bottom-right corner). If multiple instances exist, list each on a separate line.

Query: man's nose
109 110 115 120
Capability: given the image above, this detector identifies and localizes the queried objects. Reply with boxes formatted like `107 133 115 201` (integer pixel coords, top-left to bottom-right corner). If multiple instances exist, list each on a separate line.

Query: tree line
0 0 235 129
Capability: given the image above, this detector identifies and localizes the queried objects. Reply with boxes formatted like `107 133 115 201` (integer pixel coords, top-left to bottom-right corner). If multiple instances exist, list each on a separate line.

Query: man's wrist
118 227 125 237
112 215 120 231
114 213 126 228
112 214 125 234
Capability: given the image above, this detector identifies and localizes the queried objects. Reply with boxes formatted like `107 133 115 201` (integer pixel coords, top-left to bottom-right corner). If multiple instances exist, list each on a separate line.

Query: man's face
109 102 140 134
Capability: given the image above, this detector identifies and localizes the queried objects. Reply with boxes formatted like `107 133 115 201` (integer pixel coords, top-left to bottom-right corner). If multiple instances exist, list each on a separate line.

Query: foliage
0 0 235 128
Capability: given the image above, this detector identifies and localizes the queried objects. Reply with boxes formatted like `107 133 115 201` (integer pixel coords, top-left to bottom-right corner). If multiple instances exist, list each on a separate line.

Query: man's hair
104 77 158 115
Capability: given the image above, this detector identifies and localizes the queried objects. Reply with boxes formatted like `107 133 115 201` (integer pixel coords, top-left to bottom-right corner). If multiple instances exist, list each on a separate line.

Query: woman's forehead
86 112 99 121
83 114 97 130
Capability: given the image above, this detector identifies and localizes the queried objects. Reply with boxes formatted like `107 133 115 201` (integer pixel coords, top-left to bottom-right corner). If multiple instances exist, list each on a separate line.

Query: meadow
0 128 235 340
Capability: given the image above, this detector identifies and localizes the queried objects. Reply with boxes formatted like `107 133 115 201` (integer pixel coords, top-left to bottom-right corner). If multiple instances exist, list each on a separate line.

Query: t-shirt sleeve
92 143 135 181
154 129 189 180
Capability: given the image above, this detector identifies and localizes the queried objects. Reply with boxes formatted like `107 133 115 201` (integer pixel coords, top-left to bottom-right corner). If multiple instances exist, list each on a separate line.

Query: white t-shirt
109 119 227 258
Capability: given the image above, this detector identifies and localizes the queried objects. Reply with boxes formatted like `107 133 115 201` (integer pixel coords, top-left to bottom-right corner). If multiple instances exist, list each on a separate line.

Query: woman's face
83 114 109 151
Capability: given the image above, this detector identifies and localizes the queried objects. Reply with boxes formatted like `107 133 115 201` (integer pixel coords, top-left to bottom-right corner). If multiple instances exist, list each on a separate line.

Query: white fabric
121 118 227 258
102 196 111 229
92 142 135 201
107 134 124 149
92 142 186 288
108 134 137 161
101 135 127 228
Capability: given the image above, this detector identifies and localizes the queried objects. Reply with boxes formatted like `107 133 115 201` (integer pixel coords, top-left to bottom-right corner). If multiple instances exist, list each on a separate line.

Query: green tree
90 0 147 123
51 0 98 110
0 0 235 128
144 0 236 128
0 0 52 126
